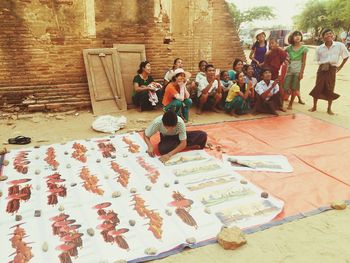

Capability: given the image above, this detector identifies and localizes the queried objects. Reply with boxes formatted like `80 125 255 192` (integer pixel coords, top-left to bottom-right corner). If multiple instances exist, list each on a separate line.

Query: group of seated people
133 57 287 122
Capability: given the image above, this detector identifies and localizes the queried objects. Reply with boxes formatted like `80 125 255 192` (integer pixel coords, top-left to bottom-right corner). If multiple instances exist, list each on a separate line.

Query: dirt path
1 47 350 262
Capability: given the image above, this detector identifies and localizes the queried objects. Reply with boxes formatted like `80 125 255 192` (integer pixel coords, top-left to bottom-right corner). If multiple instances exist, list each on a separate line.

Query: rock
42 242 49 252
164 183 170 188
240 179 248 185
64 151 69 155
111 155 116 159
331 200 347 210
66 164 71 169
70 183 77 187
165 209 172 216
145 185 152 191
34 210 41 217
35 169 41 175
0 175 8 181
186 237 196 244
58 205 64 212
96 159 101 163
204 208 211 214
130 188 137 193
217 226 247 250
112 191 121 198
2 160 9 166
87 228 95 236
129 220 136 226
15 215 22 221
144 247 157 255
174 180 179 184
261 192 269 198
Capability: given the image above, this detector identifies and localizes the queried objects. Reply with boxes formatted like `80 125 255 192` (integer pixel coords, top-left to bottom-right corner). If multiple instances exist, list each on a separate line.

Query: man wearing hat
309 28 349 115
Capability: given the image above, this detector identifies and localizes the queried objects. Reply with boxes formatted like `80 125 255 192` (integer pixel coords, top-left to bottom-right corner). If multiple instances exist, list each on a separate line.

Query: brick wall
0 0 244 112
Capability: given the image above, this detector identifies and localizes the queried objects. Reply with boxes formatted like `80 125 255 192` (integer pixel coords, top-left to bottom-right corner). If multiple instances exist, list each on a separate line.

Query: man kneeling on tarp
143 110 207 163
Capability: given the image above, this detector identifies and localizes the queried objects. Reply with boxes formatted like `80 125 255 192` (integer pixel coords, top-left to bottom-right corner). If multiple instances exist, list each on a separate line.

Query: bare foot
279 107 287 112
327 109 335 115
308 107 316 112
211 107 221 113
272 111 279 116
287 105 292 110
196 109 202 115
298 100 305 105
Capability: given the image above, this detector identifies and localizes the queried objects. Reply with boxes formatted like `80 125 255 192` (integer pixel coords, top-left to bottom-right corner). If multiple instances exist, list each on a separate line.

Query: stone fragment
174 180 179 184
0 175 8 181
186 237 196 244
66 164 71 169
144 247 157 255
130 188 137 193
112 191 121 198
34 210 41 217
87 228 95 236
15 215 22 221
129 220 136 226
35 169 41 175
70 183 77 187
164 183 170 188
217 226 247 250
331 200 347 210
261 192 269 198
111 155 116 159
240 179 248 185
165 209 172 216
58 205 64 212
145 185 152 191
64 151 69 155
96 159 101 163
42 242 49 252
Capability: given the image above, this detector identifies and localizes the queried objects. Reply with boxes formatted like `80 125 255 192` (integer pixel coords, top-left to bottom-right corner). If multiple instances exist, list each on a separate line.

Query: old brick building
0 0 244 112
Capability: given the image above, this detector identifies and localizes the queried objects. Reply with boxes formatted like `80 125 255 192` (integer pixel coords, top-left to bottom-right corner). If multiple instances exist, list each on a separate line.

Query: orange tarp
147 114 350 219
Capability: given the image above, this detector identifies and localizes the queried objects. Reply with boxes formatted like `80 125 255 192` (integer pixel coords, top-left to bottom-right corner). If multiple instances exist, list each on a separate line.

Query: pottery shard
217 226 247 250
331 200 347 210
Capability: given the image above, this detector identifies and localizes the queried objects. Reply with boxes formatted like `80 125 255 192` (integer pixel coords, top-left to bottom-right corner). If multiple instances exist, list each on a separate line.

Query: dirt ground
1 48 350 262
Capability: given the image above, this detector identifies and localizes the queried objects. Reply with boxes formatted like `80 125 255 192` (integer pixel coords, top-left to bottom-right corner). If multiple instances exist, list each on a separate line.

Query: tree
228 3 275 32
326 0 350 32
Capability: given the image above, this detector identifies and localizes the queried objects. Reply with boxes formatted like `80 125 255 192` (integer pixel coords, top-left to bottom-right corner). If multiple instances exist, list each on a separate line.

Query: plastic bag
92 115 127 133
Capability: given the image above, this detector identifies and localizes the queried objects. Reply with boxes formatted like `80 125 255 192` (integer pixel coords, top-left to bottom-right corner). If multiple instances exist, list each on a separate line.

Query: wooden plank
83 48 127 114
113 44 146 106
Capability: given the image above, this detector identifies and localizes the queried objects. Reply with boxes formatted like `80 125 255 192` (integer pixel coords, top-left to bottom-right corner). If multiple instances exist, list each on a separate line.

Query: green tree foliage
294 0 350 35
228 3 275 32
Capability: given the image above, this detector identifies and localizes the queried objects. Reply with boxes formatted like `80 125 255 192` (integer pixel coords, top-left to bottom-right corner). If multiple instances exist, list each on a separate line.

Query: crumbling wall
0 0 243 112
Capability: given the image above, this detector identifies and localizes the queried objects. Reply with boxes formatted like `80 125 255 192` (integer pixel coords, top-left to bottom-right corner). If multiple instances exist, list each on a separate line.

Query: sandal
8 136 31 145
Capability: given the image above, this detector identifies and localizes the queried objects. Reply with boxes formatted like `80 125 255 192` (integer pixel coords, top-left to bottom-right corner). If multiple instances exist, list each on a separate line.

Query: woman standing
249 29 269 80
224 71 253 116
162 68 192 122
283 31 308 109
133 61 160 111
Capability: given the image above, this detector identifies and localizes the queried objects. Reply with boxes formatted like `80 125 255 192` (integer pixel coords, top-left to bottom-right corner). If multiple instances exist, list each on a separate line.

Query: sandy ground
1 48 350 262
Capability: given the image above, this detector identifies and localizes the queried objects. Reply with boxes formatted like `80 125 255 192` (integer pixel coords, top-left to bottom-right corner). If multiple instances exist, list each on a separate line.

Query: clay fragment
331 200 347 210
217 226 247 250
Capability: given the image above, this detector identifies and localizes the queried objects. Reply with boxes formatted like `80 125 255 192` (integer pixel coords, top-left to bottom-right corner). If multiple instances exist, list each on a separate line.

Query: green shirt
286 45 308 61
132 74 154 96
145 115 187 141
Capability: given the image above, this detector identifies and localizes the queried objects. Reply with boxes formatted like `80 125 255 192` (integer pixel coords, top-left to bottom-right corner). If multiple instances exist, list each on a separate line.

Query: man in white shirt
196 64 223 114
309 28 349 115
254 68 285 115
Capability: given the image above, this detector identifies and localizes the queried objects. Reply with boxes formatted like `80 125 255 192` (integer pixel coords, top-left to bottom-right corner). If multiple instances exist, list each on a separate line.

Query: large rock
217 226 247 250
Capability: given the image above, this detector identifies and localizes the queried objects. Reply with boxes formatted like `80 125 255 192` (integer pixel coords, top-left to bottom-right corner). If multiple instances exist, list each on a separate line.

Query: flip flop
8 136 31 145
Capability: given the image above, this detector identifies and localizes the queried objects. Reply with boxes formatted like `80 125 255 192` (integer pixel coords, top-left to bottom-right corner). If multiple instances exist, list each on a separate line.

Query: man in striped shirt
143 110 207 163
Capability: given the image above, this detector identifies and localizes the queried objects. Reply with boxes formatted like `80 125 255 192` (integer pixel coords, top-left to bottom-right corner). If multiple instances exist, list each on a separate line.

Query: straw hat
171 68 191 80
254 29 270 40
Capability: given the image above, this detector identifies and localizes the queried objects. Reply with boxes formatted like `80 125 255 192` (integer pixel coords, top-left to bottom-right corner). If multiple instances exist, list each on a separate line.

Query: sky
227 0 308 29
